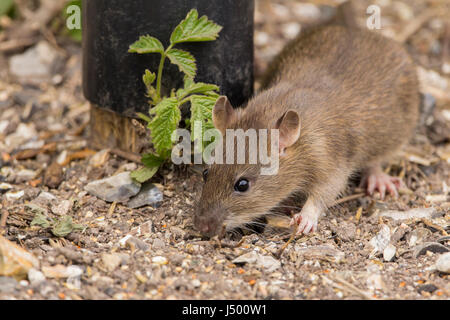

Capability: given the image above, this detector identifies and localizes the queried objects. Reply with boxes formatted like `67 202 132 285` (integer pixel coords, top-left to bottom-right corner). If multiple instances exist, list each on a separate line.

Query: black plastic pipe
82 0 255 117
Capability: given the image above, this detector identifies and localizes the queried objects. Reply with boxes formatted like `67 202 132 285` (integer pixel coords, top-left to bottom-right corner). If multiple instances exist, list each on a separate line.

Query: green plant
0 0 15 22
128 9 222 183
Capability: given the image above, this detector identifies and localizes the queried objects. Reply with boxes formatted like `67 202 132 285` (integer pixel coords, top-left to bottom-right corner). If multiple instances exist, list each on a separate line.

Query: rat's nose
194 214 219 237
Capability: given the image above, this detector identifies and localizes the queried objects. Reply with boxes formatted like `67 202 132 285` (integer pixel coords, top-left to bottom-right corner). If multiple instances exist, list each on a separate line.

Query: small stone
408 228 432 247
84 172 141 203
34 191 57 203
4 123 37 150
101 253 122 272
152 238 165 250
89 149 110 168
119 235 150 252
192 279 201 288
366 273 386 291
169 254 185 266
435 252 450 273
43 162 64 189
0 182 12 193
377 208 438 220
383 244 396 262
391 224 410 244
134 271 148 283
127 182 163 209
232 251 281 272
257 255 281 273
414 242 449 258
292 3 321 21
332 222 356 242
9 41 61 84
5 190 24 201
417 284 438 294
152 256 168 265
51 200 72 216
0 235 39 280
369 224 391 258
0 276 18 293
282 22 301 39
42 264 83 279
15 169 37 183
27 268 46 286
392 1 414 20
255 32 269 46
294 245 345 263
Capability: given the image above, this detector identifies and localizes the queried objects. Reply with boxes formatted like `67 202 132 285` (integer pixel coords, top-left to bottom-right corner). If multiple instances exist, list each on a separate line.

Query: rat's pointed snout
193 209 223 238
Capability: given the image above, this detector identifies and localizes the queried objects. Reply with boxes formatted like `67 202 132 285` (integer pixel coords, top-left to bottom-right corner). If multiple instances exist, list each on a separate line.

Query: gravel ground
0 0 449 300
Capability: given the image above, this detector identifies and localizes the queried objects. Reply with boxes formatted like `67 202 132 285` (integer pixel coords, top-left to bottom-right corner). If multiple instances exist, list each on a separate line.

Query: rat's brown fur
194 25 419 237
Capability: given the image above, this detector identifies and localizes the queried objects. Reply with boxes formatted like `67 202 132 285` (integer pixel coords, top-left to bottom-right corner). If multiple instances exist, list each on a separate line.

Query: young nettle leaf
166 49 197 79
190 95 218 139
131 166 159 183
149 97 181 157
143 69 156 87
170 9 223 44
129 9 223 183
129 35 164 54
143 70 158 103
177 82 219 100
142 153 165 167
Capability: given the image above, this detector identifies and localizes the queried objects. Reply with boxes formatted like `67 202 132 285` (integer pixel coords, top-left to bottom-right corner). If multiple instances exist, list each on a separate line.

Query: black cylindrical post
82 0 255 117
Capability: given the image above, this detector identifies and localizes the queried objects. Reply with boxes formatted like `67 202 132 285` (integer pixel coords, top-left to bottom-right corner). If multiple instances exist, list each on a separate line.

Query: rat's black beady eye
202 169 209 182
234 178 250 192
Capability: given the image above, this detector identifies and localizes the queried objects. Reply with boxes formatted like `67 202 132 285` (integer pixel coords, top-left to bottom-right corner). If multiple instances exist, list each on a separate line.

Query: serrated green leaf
177 82 219 100
51 216 84 238
170 9 223 44
129 35 164 54
130 166 159 183
149 98 181 157
190 95 218 138
142 69 157 102
141 153 165 168
31 213 51 229
166 49 196 79
183 75 194 89
143 69 156 87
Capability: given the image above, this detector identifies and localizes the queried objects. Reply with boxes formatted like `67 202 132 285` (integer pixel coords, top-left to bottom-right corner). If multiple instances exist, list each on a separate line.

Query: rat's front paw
289 210 319 235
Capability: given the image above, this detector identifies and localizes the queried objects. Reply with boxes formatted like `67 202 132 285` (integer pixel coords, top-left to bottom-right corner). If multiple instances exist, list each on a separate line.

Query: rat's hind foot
360 166 402 199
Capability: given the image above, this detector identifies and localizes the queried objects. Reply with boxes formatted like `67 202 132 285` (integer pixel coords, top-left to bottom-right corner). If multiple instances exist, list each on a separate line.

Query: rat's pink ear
212 96 236 134
275 109 301 155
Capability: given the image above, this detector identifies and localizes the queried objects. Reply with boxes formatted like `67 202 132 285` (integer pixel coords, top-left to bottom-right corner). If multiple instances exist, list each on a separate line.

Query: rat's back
260 25 420 168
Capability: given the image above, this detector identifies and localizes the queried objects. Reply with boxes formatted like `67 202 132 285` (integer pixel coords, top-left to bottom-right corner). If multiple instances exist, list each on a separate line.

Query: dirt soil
0 0 449 300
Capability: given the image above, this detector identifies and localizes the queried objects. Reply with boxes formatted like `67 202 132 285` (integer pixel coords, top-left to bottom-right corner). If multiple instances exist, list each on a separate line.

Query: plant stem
156 44 174 101
156 53 165 101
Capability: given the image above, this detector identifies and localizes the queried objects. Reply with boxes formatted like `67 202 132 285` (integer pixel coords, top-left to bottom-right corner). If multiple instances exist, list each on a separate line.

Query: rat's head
194 96 302 237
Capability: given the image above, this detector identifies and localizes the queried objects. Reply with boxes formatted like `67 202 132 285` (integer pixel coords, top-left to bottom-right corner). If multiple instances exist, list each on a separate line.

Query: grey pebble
127 182 163 209
414 242 449 258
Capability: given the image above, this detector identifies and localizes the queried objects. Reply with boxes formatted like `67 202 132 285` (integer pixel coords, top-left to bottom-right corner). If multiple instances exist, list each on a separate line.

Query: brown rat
194 25 419 237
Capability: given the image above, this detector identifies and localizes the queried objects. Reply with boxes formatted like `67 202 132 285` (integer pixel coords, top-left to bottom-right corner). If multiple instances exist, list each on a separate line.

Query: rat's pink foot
289 208 319 235
360 167 402 199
